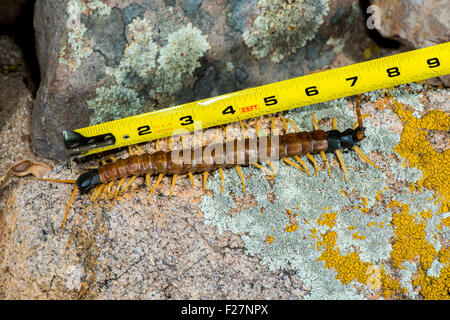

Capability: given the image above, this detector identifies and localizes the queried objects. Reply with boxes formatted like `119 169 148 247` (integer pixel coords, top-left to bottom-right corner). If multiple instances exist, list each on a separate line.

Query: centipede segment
38 96 379 240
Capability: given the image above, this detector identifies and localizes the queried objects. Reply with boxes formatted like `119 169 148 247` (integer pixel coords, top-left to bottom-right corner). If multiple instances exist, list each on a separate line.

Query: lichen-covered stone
32 0 363 160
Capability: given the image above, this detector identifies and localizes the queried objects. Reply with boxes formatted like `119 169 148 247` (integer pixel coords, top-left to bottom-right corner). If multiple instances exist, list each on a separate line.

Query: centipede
37 95 379 240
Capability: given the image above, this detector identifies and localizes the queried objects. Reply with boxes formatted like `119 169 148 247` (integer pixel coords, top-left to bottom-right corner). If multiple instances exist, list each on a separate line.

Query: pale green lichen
88 21 209 125
152 24 210 99
242 0 329 63
87 85 144 125
86 0 111 16
105 17 158 84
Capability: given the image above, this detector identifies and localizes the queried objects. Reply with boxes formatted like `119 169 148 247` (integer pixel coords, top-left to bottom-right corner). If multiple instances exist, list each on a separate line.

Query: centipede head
76 169 101 193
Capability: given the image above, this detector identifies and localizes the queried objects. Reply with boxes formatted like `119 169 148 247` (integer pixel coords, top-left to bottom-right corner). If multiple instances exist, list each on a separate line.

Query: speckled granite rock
0 164 309 299
2 84 449 299
32 0 364 161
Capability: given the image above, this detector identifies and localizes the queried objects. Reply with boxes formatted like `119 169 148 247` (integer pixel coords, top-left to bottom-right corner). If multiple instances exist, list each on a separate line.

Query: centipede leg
306 153 319 177
114 177 126 198
353 146 380 170
91 183 106 201
293 155 310 176
218 168 224 194
253 163 272 176
203 171 208 190
332 117 348 182
169 174 178 199
283 157 308 175
235 165 246 193
181 135 196 186
106 181 115 199
267 161 277 180
335 149 348 182
239 119 248 138
187 172 195 186
118 175 137 196
149 173 164 195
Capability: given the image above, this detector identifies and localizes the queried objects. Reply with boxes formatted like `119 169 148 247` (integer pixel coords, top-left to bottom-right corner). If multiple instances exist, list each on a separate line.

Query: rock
32 0 364 161
375 0 449 48
0 165 308 299
374 0 450 86
2 84 449 299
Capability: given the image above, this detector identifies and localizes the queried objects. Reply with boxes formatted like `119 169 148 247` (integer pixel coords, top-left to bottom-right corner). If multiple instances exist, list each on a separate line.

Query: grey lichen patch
242 0 329 63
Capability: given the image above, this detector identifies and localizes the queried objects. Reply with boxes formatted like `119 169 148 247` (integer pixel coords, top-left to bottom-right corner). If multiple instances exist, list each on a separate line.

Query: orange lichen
285 223 299 232
391 99 450 210
388 200 450 299
317 212 337 229
317 231 370 285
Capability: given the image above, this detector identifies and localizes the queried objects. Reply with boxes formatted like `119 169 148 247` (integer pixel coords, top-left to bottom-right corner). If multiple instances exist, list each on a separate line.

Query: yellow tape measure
63 42 450 159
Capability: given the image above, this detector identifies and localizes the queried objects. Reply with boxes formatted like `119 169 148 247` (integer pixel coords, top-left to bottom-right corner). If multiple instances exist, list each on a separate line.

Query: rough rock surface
374 0 450 86
32 0 363 160
375 0 449 48
1 84 449 299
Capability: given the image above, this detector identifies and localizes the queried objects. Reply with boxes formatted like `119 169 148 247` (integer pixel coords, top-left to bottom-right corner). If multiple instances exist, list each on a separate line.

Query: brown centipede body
39 95 380 240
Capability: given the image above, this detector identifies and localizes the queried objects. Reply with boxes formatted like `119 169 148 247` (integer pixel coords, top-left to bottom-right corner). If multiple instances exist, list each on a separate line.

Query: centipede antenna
355 95 363 130
353 146 380 170
31 178 77 184
353 114 371 129
59 186 78 241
